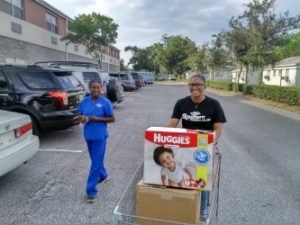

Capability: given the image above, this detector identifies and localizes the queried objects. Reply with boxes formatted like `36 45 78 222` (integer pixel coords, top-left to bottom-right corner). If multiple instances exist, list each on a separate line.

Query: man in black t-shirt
168 73 226 221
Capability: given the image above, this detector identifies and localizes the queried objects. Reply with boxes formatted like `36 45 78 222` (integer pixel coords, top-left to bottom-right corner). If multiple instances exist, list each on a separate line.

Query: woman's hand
81 116 89 124
88 115 98 121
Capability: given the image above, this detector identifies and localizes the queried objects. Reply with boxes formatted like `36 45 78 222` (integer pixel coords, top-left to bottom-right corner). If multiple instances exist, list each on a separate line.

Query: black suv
0 65 84 136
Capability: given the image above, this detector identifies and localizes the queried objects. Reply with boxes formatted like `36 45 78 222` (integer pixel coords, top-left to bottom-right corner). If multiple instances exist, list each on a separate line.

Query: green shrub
252 85 300 105
207 80 233 91
207 81 300 105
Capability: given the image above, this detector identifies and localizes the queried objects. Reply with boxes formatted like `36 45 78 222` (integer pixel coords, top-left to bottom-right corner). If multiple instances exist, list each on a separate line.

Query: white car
168 74 176 81
0 110 39 177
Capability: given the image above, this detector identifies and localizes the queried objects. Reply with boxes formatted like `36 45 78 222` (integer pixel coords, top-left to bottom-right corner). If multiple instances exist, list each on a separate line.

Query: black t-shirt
171 96 226 130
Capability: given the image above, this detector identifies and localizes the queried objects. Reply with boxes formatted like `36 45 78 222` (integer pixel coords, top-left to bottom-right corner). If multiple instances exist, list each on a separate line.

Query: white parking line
39 148 83 153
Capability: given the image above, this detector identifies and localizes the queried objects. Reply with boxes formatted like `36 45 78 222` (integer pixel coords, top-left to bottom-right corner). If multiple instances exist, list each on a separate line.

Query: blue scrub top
78 96 113 140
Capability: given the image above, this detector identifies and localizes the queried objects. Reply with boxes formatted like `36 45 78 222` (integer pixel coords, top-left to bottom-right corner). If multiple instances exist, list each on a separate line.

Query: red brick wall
24 0 66 36
58 17 66 36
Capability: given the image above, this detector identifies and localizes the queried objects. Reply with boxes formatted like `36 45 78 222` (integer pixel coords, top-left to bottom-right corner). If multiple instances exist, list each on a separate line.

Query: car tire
107 80 118 102
31 116 41 137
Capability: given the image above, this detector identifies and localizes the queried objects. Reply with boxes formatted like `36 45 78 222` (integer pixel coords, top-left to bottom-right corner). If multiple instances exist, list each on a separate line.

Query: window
0 72 9 90
285 69 289 76
18 71 56 89
46 13 58 34
74 45 79 51
120 74 128 80
53 72 82 91
82 72 101 83
3 0 24 19
279 69 282 77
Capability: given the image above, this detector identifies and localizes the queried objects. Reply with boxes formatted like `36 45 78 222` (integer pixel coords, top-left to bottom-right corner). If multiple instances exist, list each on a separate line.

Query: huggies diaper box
143 127 215 190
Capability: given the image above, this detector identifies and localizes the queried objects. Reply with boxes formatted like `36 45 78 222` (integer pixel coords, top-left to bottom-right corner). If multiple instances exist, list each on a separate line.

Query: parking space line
39 148 83 153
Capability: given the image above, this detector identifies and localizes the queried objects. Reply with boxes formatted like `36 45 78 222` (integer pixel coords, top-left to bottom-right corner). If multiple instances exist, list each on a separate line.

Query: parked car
168 74 176 81
130 72 145 88
34 61 124 104
0 110 39 177
109 72 136 91
141 72 154 84
0 64 84 136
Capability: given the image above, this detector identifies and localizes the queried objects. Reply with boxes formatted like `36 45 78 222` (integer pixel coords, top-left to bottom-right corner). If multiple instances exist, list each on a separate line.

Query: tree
159 34 197 78
222 27 253 87
275 32 300 60
120 59 129 71
187 44 208 73
125 46 155 71
227 0 300 82
205 36 229 80
62 12 118 67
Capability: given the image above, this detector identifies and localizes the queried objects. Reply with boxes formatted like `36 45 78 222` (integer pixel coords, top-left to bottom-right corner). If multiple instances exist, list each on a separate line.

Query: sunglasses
188 83 205 87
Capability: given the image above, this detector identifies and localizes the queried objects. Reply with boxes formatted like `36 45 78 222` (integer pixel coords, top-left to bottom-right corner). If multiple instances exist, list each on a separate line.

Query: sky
46 0 299 64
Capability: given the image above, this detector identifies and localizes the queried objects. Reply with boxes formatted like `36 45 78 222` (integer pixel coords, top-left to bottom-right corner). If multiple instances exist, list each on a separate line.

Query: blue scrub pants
86 139 108 196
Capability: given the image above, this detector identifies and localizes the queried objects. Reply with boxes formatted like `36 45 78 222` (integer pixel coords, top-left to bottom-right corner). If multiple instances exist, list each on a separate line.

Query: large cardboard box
136 181 201 225
144 127 215 190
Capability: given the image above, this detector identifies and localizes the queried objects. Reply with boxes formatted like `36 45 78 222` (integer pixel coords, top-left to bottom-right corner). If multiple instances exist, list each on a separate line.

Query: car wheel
107 80 118 102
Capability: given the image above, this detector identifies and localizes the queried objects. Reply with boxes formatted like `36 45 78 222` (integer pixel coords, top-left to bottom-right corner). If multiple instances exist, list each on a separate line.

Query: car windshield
82 72 101 83
120 74 128 80
18 71 56 89
53 72 82 91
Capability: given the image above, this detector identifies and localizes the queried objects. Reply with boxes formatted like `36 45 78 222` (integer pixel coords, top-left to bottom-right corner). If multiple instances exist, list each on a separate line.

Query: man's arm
168 118 180 128
213 123 224 141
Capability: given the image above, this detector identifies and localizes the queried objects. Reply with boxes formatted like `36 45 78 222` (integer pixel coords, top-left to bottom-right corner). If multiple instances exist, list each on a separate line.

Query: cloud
46 0 299 63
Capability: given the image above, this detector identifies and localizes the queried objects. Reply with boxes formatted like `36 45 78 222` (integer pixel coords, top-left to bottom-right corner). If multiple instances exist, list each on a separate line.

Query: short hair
153 146 174 166
190 73 206 84
89 80 102 88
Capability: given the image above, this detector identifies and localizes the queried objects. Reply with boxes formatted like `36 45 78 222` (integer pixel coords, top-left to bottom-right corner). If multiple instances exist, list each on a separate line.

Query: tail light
14 122 32 138
48 91 68 107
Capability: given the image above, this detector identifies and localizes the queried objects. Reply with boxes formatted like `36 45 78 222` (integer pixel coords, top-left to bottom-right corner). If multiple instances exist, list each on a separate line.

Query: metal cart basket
113 151 222 225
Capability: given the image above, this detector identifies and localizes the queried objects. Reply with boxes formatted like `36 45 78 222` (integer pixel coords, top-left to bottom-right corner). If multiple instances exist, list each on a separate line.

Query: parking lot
0 84 181 225
1 83 299 225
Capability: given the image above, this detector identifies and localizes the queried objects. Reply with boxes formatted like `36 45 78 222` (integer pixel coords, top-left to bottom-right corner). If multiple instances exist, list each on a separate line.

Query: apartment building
0 0 120 71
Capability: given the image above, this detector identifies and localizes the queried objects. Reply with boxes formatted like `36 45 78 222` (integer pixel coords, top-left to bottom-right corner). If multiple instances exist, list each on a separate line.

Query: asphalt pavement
0 83 299 225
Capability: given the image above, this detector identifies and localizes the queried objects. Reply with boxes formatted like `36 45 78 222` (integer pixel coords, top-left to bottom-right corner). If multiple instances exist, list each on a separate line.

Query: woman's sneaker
85 195 96 203
97 176 110 184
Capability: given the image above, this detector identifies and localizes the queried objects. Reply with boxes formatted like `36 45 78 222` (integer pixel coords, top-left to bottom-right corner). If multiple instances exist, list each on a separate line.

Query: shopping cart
113 149 222 225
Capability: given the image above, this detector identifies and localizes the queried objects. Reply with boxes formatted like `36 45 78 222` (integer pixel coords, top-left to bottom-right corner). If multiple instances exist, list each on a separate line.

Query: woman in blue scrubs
78 80 115 203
